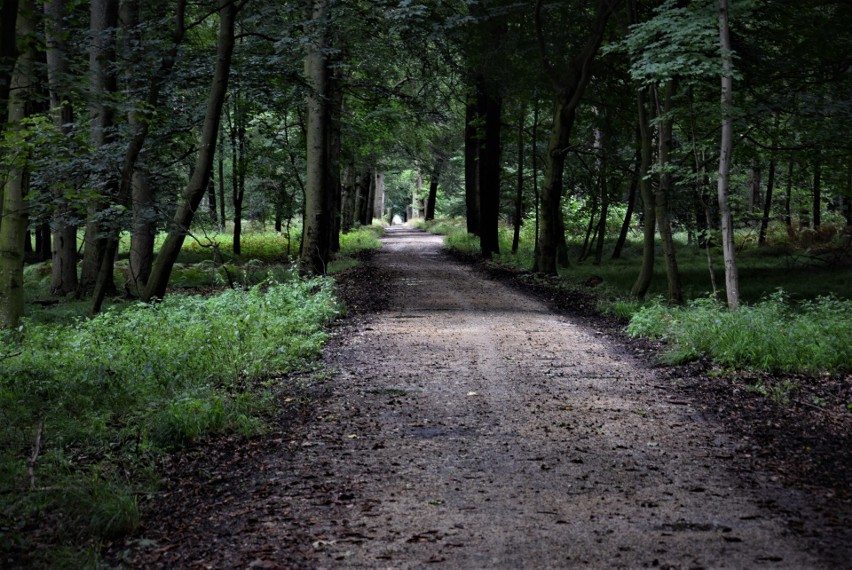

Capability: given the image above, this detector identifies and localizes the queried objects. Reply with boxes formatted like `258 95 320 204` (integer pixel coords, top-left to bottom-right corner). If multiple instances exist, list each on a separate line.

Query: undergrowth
0 274 339 566
626 292 852 372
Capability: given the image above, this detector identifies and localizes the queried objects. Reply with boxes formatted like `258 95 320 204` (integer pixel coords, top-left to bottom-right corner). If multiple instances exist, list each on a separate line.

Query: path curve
119 227 826 568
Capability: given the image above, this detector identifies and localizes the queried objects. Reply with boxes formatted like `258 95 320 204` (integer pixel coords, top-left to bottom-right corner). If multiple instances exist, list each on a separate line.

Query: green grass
4 277 339 566
7 219 387 565
627 292 852 372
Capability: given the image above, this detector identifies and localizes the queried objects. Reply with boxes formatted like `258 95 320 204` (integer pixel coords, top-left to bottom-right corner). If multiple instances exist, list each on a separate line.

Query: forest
0 0 850 565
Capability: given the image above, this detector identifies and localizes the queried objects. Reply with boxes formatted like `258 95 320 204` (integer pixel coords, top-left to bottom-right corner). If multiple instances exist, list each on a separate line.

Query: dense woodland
0 0 851 563
0 0 849 327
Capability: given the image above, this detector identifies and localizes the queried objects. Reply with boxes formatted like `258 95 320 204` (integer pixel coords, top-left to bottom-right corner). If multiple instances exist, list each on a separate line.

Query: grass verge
5 222 385 565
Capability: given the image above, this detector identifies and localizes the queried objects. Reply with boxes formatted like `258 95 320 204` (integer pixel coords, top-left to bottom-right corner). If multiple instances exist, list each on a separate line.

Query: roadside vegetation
0 225 381 567
420 218 851 374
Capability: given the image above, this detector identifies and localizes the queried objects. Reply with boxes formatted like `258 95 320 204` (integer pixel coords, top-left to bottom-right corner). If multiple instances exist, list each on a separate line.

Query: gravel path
115 226 829 568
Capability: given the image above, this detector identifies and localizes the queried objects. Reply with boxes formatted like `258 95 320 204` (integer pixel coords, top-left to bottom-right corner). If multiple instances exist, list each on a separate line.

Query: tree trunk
357 168 371 226
128 163 154 292
464 94 481 235
142 0 237 300
207 175 217 224
532 0 617 274
0 0 34 329
784 157 794 227
631 87 656 299
478 87 502 259
230 95 246 257
373 171 385 222
327 67 343 253
612 142 640 259
653 82 683 304
535 97 571 275
0 0 18 127
532 98 540 256
79 0 120 297
299 0 332 275
717 0 739 310
45 0 79 295
425 157 442 221
341 164 356 233
512 106 525 253
758 155 776 245
749 159 761 213
218 124 226 231
365 167 375 225
92 0 186 311
812 155 821 228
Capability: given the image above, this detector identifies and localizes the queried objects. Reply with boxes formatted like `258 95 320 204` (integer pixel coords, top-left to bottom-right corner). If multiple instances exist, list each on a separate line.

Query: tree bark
464 93 481 235
533 0 619 274
612 141 640 259
230 94 246 257
717 0 739 310
631 87 656 299
425 157 442 221
300 0 332 275
341 164 356 232
373 171 385 221
758 155 776 245
127 161 154 292
0 0 34 329
654 82 683 304
357 168 371 226
512 106 525 253
327 66 343 252
79 0 120 297
365 167 375 225
207 175 217 224
45 0 79 295
142 0 237 300
478 86 502 259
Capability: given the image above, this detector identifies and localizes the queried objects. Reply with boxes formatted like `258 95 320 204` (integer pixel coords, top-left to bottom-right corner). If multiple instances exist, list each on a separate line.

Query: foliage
605 0 735 86
626 292 852 373
0 276 339 564
338 225 384 256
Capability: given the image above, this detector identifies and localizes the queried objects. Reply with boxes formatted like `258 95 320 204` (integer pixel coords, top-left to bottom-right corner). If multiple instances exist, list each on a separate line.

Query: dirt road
115 227 837 568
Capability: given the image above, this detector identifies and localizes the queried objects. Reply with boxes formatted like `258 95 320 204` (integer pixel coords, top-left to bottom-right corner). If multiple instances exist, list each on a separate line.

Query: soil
106 226 851 569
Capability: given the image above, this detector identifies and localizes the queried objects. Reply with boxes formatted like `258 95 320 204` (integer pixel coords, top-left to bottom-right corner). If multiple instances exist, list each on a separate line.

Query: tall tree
142 0 240 300
653 81 683 304
45 0 78 295
300 0 332 275
716 0 738 309
0 0 35 328
79 0 119 296
532 0 621 275
93 0 187 309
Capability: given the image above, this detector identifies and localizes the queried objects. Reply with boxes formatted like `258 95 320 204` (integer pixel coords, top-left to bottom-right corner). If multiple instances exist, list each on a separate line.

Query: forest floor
106 226 850 569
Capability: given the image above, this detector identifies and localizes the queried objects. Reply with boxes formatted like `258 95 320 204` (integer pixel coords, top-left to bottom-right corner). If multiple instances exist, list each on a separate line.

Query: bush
627 291 852 373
